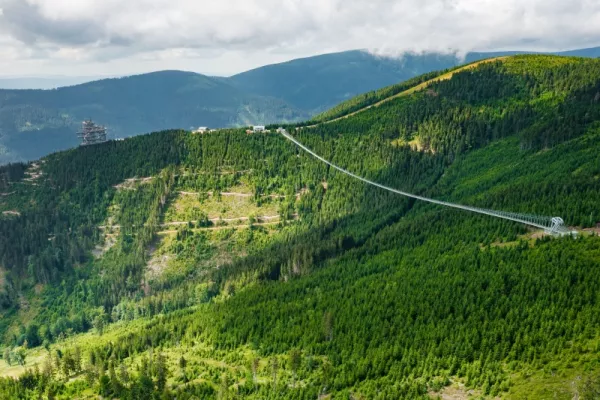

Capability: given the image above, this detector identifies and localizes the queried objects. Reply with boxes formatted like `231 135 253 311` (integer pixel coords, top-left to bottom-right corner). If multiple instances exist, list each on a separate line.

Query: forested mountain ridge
0 71 307 164
2 46 600 165
0 55 600 399
308 56 508 124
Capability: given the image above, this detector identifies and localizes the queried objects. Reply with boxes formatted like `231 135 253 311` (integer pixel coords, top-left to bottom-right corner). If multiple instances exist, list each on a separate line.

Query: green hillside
2 47 599 166
309 57 509 124
0 55 600 399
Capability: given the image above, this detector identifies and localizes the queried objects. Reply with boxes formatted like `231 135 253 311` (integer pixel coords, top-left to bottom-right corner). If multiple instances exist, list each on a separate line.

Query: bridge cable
280 130 571 235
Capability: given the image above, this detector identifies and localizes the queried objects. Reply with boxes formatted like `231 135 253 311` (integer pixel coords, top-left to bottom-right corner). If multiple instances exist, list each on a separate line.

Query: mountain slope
230 47 600 114
312 48 600 123
229 50 460 113
0 71 305 162
2 47 600 165
1 55 600 398
310 56 509 123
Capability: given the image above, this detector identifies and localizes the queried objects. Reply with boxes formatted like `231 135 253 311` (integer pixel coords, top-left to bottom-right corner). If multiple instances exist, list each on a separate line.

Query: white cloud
0 0 600 76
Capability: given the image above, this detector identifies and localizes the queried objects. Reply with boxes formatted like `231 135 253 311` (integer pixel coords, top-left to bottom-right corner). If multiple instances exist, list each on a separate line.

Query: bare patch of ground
582 227 600 236
156 219 287 235
114 176 154 190
391 136 431 153
487 229 547 249
165 214 286 226
22 162 43 184
34 284 44 295
428 382 482 399
92 233 117 258
99 214 296 230
487 225 596 249
145 237 172 280
114 169 256 191
178 169 253 177
93 210 119 258
18 294 29 311
2 210 20 217
179 191 289 199
180 191 251 198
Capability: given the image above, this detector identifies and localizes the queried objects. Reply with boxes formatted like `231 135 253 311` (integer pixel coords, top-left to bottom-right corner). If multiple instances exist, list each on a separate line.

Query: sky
1 0 600 78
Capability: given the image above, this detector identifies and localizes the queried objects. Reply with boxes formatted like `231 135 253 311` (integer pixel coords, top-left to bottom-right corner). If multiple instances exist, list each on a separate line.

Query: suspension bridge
280 130 575 236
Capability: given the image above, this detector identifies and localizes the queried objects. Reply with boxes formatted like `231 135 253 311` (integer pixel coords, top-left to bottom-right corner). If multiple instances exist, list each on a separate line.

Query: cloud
1 0 600 76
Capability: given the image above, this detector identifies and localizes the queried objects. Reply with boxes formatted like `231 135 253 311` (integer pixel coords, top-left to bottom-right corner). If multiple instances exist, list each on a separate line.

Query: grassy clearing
392 136 425 152
427 380 484 400
507 370 577 400
148 222 283 283
0 347 46 378
163 191 281 223
505 346 600 400
147 179 292 283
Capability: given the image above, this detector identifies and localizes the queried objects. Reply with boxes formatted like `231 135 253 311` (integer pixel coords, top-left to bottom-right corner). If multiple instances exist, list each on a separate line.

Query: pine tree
251 357 259 383
271 357 279 390
288 349 301 388
323 311 334 342
3 348 11 366
155 353 168 392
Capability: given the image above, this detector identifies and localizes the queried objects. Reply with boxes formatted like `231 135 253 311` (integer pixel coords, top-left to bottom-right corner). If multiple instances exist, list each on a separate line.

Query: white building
193 127 208 133
253 125 266 132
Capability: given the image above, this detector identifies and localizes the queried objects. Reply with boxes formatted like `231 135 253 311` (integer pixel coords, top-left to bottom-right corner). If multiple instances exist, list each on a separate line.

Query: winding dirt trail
98 214 298 230
156 220 284 234
179 191 290 199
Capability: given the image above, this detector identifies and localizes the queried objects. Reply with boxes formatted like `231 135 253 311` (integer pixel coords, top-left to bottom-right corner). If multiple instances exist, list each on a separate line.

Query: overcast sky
1 0 600 77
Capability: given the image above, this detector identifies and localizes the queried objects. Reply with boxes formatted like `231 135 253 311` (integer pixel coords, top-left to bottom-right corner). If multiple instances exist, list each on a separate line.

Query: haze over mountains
1 46 599 164
0 76 109 90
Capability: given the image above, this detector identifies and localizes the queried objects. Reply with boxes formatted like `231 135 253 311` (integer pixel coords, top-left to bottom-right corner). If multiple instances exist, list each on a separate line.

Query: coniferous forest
0 55 600 399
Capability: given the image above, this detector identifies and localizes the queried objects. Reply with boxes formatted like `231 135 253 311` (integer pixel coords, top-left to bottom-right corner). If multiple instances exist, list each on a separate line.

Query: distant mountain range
1 46 599 164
